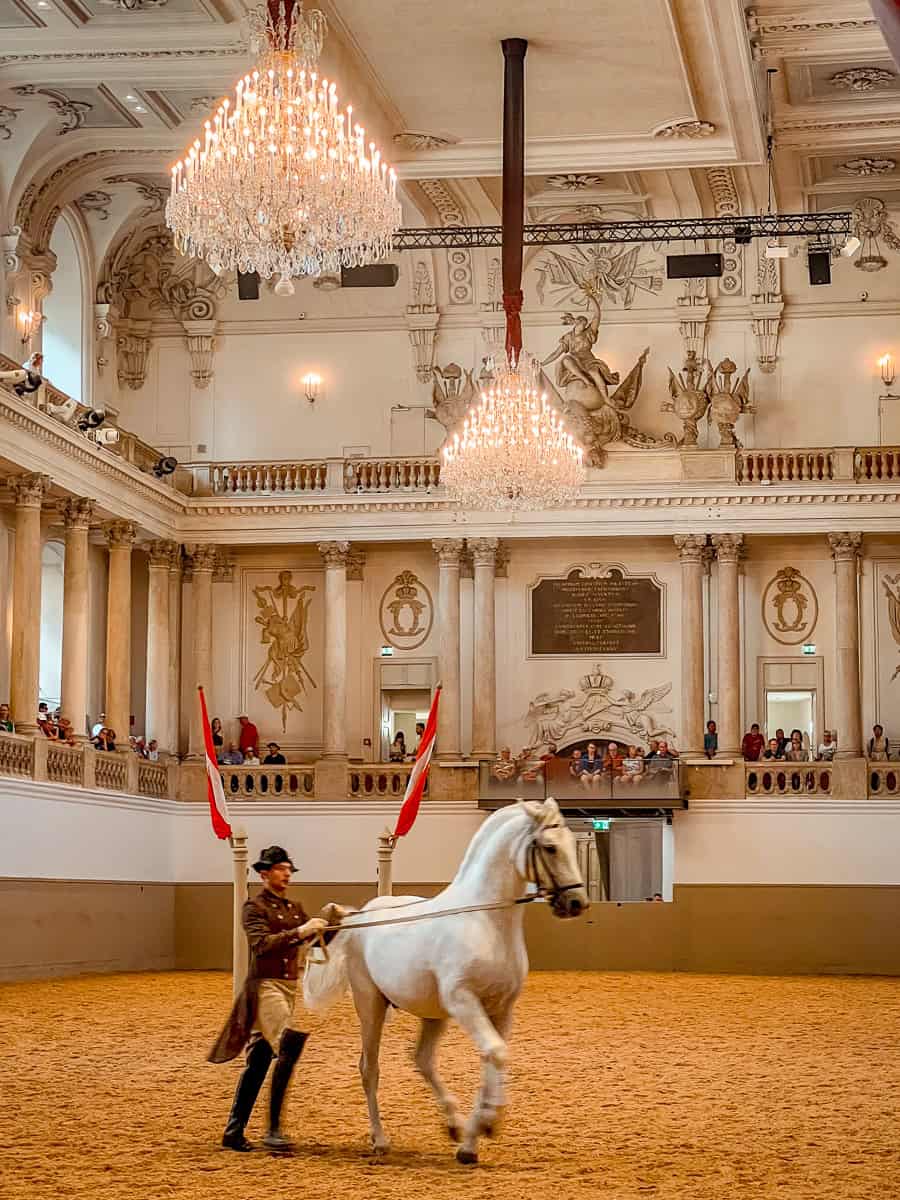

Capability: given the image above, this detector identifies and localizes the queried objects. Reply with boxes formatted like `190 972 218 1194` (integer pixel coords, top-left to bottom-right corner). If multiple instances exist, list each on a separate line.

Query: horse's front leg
414 1018 462 1142
352 981 391 1154
442 987 508 1165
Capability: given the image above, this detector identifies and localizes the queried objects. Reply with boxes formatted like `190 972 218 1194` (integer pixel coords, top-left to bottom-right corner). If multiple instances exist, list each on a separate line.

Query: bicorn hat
252 845 296 873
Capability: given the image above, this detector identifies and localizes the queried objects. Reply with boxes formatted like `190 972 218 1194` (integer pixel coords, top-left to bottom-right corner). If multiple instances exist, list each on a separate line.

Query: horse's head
517 797 590 919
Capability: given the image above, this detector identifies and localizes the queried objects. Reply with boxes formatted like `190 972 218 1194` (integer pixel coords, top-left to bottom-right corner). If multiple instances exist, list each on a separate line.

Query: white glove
296 916 328 941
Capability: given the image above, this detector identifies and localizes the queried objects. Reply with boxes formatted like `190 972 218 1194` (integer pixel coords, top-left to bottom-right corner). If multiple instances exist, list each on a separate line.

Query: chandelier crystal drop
440 355 585 511
165 0 401 294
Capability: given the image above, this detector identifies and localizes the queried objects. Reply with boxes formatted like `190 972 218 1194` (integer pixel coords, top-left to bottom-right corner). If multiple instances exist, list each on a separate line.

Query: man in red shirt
238 714 260 756
741 722 765 761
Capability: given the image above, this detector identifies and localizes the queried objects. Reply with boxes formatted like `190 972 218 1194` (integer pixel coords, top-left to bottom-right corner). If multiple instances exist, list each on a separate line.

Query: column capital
711 532 745 563
318 539 351 567
827 532 863 562
148 538 179 569
347 549 366 581
213 549 235 582
432 537 465 565
674 533 708 562
104 519 136 549
10 472 50 508
167 543 184 574
59 497 95 530
469 537 500 568
187 543 217 573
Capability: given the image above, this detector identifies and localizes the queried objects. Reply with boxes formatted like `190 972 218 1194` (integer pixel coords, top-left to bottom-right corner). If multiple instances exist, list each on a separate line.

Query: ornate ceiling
1 0 899 276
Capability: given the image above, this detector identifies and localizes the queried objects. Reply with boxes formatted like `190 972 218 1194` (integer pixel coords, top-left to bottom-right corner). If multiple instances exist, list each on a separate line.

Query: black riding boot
222 1039 274 1151
262 1029 308 1151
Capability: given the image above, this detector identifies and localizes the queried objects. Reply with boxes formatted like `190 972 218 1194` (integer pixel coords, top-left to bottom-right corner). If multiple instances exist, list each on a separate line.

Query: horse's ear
544 796 561 821
517 799 546 823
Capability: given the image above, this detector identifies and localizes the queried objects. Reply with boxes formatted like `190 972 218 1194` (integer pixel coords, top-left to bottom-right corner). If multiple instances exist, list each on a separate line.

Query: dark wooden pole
501 37 527 365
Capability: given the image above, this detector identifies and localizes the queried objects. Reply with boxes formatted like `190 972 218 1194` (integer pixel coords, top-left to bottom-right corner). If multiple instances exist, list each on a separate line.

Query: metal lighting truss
392 212 852 250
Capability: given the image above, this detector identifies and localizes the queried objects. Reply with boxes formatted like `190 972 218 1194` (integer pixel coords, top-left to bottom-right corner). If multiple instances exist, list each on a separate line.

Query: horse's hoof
456 1148 478 1165
447 1124 462 1143
371 1143 390 1157
481 1123 494 1138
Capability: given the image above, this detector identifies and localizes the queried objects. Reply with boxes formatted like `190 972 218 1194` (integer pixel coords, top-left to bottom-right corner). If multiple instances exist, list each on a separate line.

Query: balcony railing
0 733 177 798
745 763 833 795
219 764 316 797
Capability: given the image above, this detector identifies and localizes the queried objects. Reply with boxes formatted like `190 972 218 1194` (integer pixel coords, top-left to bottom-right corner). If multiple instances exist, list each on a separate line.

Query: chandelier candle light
166 0 401 295
440 39 584 511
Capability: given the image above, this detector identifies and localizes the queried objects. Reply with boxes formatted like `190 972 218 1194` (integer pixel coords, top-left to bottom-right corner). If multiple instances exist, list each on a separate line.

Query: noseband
526 825 583 905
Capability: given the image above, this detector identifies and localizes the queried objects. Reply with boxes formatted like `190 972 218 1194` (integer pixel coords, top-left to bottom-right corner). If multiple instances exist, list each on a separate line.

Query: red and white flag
198 686 232 840
393 684 441 839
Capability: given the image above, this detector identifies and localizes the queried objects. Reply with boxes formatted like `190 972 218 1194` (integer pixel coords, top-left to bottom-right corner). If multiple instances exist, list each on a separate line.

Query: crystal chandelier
439 39 584 512
441 356 584 510
166 0 401 295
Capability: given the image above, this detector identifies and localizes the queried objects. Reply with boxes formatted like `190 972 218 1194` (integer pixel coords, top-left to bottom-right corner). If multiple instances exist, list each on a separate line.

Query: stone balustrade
0 733 177 799
348 763 422 798
745 762 833 796
219 763 316 797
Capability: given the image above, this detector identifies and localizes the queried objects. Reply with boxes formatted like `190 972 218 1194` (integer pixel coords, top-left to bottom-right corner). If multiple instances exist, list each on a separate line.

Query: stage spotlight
93 427 120 447
764 241 789 259
77 408 106 431
734 223 752 245
152 456 178 478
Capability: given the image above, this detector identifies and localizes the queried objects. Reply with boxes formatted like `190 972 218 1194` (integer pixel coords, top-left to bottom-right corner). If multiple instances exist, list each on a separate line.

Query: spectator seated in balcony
220 741 244 766
704 719 718 758
0 703 13 733
644 739 660 759
94 727 117 752
741 723 765 761
263 742 286 765
56 717 77 746
651 739 679 766
130 736 148 758
868 724 890 761
243 747 260 766
237 714 259 759
147 739 160 762
211 717 224 756
579 741 604 792
568 748 583 783
816 730 837 761
90 711 106 739
389 732 407 762
774 727 788 757
762 737 783 760
491 747 520 782
620 745 645 785
602 741 625 777
412 721 426 755
518 750 544 783
784 731 808 762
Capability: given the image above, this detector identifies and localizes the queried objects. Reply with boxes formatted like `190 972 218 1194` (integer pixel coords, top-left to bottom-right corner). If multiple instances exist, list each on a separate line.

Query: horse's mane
453 804 526 880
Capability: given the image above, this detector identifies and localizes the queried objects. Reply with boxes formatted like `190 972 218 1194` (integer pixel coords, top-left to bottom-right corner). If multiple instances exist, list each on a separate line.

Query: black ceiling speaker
340 263 400 288
237 270 260 300
807 249 831 286
666 253 723 279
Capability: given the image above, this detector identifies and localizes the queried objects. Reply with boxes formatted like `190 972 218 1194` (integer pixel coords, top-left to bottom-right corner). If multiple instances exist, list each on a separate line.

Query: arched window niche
43 211 87 403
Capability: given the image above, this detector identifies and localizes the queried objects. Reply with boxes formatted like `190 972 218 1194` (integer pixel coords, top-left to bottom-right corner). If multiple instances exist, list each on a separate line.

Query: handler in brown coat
209 845 344 1152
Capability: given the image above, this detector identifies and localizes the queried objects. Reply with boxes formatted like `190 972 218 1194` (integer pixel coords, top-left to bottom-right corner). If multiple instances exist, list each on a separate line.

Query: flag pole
229 826 249 998
376 829 395 897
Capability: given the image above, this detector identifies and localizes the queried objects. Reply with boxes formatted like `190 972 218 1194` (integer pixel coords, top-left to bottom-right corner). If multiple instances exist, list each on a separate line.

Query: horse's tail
302 935 349 1013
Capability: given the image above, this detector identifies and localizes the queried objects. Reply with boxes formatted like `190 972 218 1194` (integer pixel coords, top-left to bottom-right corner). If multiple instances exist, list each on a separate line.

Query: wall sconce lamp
302 372 322 404
19 308 43 345
878 354 896 389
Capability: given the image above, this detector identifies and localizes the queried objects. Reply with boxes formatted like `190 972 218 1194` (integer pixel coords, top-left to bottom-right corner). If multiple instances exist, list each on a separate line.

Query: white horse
303 797 589 1164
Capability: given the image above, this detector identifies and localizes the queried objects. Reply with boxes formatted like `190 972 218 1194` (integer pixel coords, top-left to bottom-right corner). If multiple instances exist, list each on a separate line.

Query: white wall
38 539 65 707
43 215 84 404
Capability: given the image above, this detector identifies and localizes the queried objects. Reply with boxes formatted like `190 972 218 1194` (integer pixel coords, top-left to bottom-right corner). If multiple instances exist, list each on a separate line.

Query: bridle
525 822 584 909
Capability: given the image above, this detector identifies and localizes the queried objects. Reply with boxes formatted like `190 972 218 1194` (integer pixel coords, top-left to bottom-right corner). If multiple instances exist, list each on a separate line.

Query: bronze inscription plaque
531 568 662 656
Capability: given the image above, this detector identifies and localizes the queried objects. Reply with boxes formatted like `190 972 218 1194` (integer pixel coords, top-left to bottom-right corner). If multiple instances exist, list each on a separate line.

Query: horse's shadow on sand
291 1141 503 1171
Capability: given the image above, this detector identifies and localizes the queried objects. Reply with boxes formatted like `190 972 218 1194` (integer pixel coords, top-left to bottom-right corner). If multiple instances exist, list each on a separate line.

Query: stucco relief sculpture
431 363 479 435
663 353 753 446
379 570 434 651
525 666 673 751
852 198 900 272
883 573 900 681
252 571 317 731
663 351 710 446
762 567 818 646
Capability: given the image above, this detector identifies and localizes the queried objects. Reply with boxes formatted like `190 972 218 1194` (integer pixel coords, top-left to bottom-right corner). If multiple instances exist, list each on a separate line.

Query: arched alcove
43 212 85 402
39 540 65 709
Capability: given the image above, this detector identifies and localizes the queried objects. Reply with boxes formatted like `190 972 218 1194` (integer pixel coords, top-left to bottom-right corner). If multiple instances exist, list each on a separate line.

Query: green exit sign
592 818 610 832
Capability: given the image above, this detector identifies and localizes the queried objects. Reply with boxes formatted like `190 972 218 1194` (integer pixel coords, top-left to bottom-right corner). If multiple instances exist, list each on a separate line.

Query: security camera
93 427 120 447
152 456 178 478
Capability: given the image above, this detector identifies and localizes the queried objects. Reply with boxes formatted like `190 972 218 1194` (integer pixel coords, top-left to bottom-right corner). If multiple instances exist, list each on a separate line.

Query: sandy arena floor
1 971 898 1200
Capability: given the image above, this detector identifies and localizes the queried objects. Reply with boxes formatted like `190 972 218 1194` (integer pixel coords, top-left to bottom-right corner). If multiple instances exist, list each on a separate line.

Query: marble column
167 547 183 755
146 540 176 750
9 473 49 732
711 533 744 757
318 541 350 759
433 539 464 757
470 537 499 757
189 544 216 757
104 520 136 743
828 532 863 758
674 534 708 756
60 498 95 739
